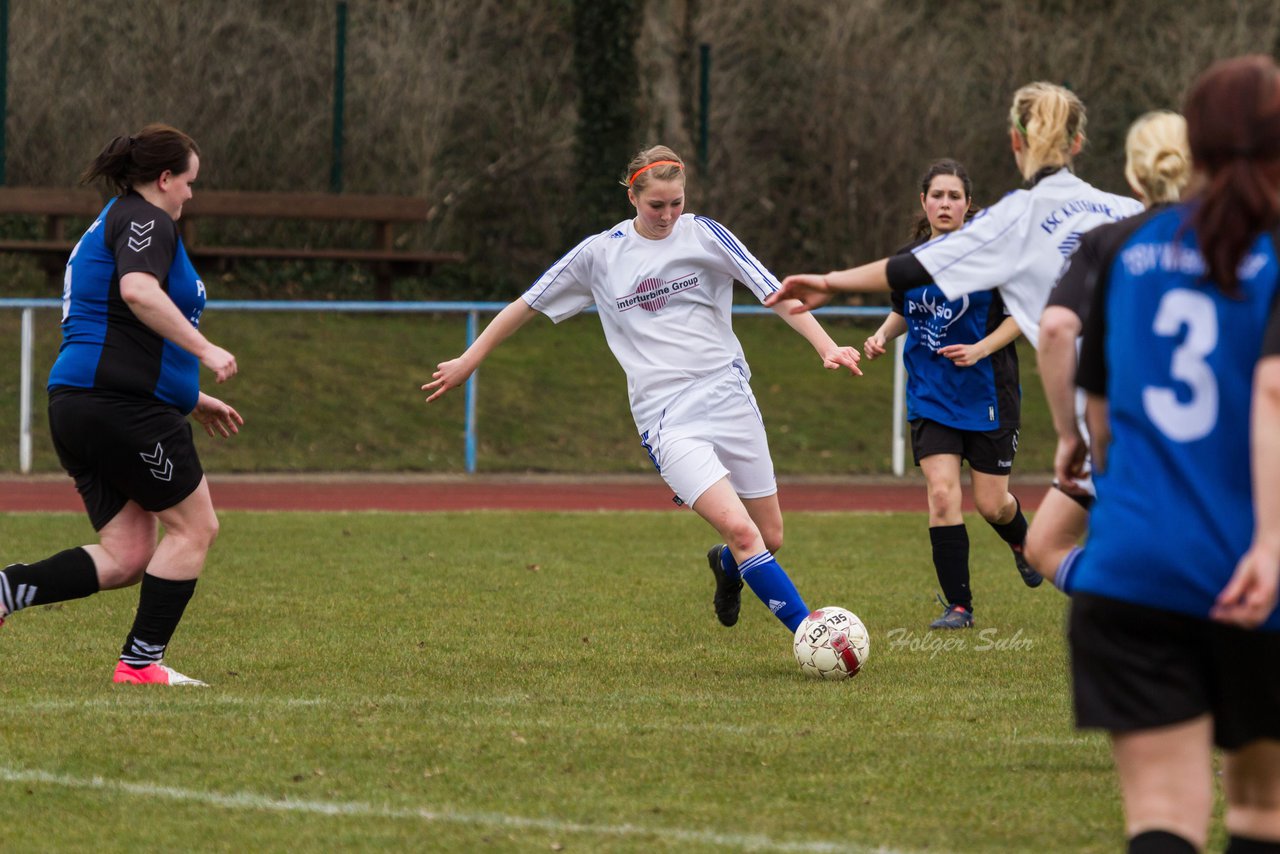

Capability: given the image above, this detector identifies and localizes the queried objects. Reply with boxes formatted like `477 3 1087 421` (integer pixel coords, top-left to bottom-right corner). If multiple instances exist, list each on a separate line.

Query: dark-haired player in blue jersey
863 159 1037 630
0 124 242 687
1069 56 1280 854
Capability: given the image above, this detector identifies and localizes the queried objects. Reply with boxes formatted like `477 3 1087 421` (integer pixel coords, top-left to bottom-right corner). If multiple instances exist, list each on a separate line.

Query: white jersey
913 170 1142 349
523 213 779 433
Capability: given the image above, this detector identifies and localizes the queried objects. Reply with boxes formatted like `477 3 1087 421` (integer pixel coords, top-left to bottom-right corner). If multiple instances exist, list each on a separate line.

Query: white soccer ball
793 606 870 680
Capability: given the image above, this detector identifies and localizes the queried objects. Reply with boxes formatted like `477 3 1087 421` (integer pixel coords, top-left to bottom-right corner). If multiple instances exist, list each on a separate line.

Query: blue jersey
892 241 1020 431
48 194 206 413
1074 205 1280 630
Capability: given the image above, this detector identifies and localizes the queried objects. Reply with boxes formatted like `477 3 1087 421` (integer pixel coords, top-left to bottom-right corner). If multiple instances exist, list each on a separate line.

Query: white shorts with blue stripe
639 363 777 508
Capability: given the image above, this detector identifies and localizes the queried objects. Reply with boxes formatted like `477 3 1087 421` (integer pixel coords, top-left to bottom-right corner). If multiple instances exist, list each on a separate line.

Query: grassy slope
0 510 1180 853
0 307 1055 474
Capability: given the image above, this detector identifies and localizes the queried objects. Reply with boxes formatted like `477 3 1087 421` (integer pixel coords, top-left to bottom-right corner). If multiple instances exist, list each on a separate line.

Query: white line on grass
7 696 327 712
0 765 905 853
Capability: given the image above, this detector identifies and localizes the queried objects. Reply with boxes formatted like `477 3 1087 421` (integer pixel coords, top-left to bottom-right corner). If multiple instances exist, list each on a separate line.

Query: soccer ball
793 606 870 680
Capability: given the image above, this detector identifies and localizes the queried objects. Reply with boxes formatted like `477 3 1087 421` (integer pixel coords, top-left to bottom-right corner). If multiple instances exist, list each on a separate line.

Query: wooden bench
0 186 464 300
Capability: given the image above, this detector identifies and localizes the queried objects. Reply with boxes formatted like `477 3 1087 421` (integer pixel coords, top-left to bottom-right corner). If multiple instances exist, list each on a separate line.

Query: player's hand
201 345 238 383
938 342 986 368
193 392 244 438
1053 433 1089 495
822 345 863 376
422 356 475 403
1211 542 1280 628
764 274 834 313
863 333 887 361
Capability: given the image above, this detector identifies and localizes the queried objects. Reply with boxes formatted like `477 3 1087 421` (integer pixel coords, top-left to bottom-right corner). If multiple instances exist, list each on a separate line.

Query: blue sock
1054 546 1083 594
738 551 809 632
719 546 740 579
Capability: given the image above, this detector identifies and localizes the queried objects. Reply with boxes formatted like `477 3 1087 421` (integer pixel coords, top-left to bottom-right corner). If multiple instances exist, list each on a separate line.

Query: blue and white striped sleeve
522 233 601 322
693 216 780 302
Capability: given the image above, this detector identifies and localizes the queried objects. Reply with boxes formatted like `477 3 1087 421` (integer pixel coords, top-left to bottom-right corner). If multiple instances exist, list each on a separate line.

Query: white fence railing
4 298 904 475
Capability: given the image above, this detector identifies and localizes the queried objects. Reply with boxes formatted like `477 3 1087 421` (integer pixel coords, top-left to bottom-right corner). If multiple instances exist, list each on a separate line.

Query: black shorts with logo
48 388 204 530
909 418 1019 475
1069 592 1280 750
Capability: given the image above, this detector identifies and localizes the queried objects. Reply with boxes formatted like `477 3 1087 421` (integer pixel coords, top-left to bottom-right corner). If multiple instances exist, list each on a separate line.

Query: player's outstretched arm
423 299 539 403
1213 356 1280 628
766 259 892 314
769 301 862 376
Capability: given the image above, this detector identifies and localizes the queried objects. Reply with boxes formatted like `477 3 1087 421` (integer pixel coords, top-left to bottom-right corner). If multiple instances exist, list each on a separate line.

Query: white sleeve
912 191 1032 301
692 216 781 302
522 233 601 323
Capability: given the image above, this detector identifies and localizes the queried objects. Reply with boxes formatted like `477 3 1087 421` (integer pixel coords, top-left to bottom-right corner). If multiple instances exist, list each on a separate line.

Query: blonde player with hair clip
424 145 862 638
1032 110 1192 591
768 81 1143 601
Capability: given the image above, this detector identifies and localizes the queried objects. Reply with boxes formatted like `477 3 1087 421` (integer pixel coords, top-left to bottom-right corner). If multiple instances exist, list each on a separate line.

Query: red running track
0 475 1050 514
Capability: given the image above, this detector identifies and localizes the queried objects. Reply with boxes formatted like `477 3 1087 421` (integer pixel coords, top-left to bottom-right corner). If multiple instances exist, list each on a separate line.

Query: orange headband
628 159 683 186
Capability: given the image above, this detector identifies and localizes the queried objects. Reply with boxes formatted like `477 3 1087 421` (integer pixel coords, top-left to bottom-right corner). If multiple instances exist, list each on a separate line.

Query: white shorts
639 364 777 508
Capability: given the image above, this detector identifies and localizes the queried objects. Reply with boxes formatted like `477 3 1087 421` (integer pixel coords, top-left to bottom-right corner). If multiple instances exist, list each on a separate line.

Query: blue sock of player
1053 546 1084 594
738 551 809 632
718 545 740 579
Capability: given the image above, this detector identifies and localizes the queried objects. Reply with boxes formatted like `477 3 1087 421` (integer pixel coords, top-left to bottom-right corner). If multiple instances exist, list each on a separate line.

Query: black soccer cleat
706 544 743 627
929 594 975 630
1010 544 1044 588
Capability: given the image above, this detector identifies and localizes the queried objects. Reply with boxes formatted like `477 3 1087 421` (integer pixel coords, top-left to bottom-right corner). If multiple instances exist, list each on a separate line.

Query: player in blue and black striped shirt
864 160 1035 631
0 125 242 687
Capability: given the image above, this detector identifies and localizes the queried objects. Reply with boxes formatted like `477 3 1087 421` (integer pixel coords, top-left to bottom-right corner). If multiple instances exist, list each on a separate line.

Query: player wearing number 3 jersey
1069 56 1280 854
425 145 863 639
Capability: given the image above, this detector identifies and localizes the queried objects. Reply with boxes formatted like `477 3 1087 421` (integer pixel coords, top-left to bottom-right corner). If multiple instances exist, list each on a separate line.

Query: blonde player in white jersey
766 82 1143 590
424 145 862 637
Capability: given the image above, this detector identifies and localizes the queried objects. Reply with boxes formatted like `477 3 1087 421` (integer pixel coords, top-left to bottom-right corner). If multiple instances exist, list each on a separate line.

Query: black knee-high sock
988 495 1029 548
1226 834 1280 853
120 574 198 667
1128 829 1198 854
0 547 99 614
929 524 971 610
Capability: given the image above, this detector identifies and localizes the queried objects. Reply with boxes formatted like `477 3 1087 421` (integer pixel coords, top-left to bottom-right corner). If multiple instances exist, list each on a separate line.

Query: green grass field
0 509 1205 853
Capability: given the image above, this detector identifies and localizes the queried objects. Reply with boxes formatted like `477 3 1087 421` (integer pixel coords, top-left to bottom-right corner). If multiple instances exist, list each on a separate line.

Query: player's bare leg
920 455 974 628
694 477 807 632
1111 716 1213 852
113 478 218 686
971 470 1041 588
1025 487 1089 588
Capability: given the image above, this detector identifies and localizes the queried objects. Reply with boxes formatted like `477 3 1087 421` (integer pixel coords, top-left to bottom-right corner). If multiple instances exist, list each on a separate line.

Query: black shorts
1069 592 1280 750
909 418 1019 475
48 389 204 531
1051 478 1095 511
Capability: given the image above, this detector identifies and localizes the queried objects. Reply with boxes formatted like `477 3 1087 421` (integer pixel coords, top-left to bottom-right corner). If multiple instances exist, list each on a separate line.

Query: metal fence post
464 310 479 474
19 306 33 473
891 334 906 477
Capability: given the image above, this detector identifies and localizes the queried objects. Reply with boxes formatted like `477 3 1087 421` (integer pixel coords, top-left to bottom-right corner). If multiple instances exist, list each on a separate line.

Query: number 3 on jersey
1143 289 1218 442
